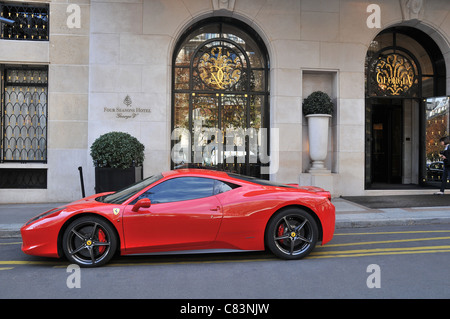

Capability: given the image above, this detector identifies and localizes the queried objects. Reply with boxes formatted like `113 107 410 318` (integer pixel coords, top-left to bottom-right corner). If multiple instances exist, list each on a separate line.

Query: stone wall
0 0 449 202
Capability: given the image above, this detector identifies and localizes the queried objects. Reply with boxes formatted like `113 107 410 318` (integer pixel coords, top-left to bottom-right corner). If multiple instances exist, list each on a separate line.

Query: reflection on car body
427 161 444 181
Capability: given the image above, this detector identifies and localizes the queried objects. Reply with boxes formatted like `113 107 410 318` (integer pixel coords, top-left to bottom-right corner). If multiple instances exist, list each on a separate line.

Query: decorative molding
212 0 236 11
400 0 425 21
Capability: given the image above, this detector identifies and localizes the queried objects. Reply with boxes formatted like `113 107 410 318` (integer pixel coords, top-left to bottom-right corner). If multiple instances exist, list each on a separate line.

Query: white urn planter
302 91 334 173
306 114 331 172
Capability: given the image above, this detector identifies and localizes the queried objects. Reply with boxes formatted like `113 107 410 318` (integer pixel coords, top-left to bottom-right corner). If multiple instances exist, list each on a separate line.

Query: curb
0 224 22 238
335 217 450 229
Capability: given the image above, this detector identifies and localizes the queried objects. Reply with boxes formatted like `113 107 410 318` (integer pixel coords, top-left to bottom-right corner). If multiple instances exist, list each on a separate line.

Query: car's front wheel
62 216 117 267
266 208 318 260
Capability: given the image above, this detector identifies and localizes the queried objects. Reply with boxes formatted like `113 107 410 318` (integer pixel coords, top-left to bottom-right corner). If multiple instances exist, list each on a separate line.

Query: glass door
371 102 403 184
424 96 450 186
221 93 248 174
189 93 262 176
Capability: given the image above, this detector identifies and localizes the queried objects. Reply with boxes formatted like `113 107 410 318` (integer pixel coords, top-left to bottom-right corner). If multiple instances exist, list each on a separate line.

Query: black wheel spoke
274 234 290 241
282 216 293 230
71 244 86 255
90 222 99 239
88 247 96 264
296 235 311 244
294 219 308 232
71 229 86 241
290 238 295 255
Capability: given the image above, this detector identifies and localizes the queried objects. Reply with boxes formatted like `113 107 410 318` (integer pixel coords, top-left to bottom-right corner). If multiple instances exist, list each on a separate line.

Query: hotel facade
0 0 449 203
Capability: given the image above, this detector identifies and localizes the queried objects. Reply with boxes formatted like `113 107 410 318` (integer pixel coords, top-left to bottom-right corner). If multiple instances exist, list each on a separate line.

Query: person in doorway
435 136 450 195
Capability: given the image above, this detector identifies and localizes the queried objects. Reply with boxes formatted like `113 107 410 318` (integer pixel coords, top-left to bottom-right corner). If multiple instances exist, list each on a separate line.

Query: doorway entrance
172 17 270 178
364 26 446 189
370 101 403 184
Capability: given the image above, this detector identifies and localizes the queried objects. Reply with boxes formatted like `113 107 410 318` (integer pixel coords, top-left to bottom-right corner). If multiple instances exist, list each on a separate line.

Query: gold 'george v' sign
375 53 416 96
197 46 243 90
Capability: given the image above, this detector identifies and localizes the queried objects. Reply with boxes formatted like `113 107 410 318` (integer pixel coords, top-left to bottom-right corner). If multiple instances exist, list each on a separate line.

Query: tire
265 208 318 260
62 216 117 267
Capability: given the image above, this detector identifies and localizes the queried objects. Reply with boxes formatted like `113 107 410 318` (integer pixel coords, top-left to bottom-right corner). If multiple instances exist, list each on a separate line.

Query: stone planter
95 166 143 193
306 114 331 172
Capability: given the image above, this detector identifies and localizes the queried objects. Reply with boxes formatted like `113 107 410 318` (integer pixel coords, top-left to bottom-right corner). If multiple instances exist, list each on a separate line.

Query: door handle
210 206 220 211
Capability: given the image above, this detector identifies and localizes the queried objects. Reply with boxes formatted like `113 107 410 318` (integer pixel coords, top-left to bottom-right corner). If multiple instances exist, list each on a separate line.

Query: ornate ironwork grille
0 2 49 41
367 49 421 98
1 67 48 163
172 18 270 178
0 168 47 188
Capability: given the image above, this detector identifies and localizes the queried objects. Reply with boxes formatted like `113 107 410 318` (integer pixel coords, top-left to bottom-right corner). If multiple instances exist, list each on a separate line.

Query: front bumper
21 221 61 258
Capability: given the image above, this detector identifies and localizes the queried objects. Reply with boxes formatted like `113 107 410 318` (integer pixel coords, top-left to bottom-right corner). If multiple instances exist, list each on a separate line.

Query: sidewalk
332 197 450 228
1 198 450 238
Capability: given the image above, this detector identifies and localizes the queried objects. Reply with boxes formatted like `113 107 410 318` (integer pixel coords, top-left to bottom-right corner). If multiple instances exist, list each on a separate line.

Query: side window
213 180 239 195
136 177 215 204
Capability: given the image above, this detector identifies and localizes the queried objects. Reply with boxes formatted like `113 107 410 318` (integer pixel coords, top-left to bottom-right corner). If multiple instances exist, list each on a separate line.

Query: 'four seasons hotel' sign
103 95 151 119
374 53 417 96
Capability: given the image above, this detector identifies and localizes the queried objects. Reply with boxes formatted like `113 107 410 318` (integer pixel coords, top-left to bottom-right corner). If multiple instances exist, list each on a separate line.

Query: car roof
161 169 298 189
162 168 231 179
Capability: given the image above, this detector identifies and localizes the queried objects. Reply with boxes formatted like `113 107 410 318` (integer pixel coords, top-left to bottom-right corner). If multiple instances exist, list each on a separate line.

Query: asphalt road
1 224 449 301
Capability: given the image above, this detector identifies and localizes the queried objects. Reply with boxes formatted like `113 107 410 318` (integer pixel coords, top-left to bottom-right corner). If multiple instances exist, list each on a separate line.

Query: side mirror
131 198 151 212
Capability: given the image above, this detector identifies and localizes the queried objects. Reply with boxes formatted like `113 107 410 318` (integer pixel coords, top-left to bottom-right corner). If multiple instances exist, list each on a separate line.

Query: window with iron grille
0 168 47 188
1 66 48 163
0 2 49 41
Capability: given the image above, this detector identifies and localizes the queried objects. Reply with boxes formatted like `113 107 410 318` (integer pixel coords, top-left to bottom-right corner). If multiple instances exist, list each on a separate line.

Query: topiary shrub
302 91 334 116
90 132 145 169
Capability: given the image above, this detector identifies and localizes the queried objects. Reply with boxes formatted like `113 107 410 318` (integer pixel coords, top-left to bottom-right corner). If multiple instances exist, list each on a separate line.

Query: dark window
0 2 49 41
1 66 48 163
0 168 46 188
213 179 238 194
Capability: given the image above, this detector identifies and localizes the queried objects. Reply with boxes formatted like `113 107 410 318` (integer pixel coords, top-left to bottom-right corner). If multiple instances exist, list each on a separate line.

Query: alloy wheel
266 209 318 260
63 217 117 267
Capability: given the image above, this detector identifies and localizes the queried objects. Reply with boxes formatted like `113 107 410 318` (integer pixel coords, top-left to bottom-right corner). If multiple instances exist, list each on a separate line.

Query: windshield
97 174 163 204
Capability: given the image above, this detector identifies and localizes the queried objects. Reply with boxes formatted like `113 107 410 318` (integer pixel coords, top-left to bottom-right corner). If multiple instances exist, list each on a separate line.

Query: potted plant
90 131 145 193
302 91 334 172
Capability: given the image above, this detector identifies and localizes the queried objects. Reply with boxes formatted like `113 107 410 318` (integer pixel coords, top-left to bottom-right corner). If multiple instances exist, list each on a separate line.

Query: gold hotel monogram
376 54 415 96
198 47 242 90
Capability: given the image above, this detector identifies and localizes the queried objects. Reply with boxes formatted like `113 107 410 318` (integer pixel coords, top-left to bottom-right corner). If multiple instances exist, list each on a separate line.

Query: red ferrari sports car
21 169 335 267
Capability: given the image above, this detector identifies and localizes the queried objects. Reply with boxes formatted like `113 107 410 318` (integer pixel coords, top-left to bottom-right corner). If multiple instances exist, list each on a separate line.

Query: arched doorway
171 17 270 178
365 26 447 189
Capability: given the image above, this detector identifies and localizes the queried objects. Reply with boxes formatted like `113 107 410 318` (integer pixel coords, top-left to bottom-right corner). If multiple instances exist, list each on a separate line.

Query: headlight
25 207 66 226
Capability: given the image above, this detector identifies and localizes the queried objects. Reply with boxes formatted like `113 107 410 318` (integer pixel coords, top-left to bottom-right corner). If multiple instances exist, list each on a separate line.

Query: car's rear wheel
266 208 318 260
62 216 117 267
